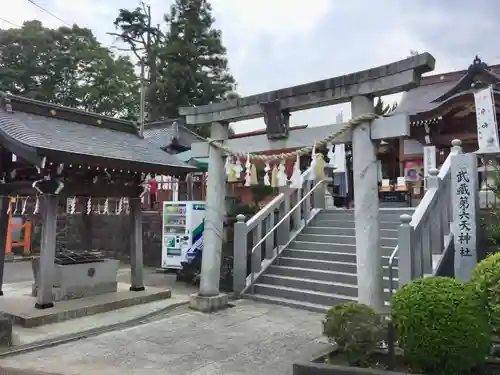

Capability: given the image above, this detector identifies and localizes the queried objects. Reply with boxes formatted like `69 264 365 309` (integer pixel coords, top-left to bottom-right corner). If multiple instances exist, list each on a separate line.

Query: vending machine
161 201 206 270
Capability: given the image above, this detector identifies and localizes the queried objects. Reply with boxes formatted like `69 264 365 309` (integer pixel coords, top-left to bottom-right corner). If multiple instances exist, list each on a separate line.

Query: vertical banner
451 153 478 281
423 146 436 190
474 85 500 152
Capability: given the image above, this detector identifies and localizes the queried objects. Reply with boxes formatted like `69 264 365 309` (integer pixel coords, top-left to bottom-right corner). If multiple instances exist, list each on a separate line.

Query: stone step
244 293 330 313
295 233 398 247
288 241 395 255
277 257 356 273
276 257 398 277
265 265 398 287
259 274 358 297
281 248 398 265
309 218 399 230
252 283 356 307
303 226 398 238
318 210 414 222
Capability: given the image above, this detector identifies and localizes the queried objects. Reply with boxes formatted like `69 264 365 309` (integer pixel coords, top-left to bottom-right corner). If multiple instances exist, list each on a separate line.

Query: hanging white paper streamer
308 145 317 181
95 199 101 214
224 155 231 177
86 198 92 215
263 162 271 186
69 197 76 214
277 160 288 187
290 153 302 189
33 196 39 214
103 198 109 215
326 143 335 165
117 198 124 215
13 197 19 215
332 144 347 173
125 198 130 214
233 158 243 178
244 155 251 187
21 197 28 215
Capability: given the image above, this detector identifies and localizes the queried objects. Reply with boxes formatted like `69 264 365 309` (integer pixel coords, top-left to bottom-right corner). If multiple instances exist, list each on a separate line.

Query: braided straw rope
207 113 381 162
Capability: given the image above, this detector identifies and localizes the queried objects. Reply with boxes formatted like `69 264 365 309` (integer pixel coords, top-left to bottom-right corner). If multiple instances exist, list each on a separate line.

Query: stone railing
232 168 326 295
392 139 462 288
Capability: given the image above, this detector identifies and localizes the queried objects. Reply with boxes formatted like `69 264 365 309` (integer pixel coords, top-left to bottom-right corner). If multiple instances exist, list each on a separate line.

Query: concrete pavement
0 300 328 375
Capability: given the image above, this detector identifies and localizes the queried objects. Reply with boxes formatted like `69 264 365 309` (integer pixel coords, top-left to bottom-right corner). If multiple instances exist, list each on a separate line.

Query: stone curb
0 300 189 358
5 256 34 264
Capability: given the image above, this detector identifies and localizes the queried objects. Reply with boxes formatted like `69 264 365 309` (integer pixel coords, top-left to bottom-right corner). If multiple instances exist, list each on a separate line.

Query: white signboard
451 153 478 281
474 85 500 152
423 146 436 190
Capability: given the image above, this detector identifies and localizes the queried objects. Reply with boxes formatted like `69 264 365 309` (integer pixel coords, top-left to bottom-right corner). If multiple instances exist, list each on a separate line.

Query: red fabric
148 179 158 194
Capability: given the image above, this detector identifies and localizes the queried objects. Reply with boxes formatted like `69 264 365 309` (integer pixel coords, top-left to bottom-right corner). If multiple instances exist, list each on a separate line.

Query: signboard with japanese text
474 85 500 152
451 153 478 281
423 146 436 190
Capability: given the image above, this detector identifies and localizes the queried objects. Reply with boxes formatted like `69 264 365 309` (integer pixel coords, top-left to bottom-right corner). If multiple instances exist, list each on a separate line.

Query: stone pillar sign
451 153 479 281
423 146 436 190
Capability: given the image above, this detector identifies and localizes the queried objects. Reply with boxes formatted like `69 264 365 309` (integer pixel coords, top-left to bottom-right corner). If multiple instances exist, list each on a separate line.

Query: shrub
322 302 385 366
471 252 500 331
392 277 490 375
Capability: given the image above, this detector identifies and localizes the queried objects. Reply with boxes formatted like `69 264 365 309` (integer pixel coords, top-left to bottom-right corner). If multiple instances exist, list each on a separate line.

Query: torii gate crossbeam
182 53 435 313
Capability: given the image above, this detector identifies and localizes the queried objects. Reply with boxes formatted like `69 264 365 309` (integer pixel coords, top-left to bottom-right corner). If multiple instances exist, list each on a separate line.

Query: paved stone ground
0 368 64 375
0 300 328 375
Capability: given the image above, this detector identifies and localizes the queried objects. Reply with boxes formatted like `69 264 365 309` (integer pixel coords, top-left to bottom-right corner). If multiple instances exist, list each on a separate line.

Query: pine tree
158 0 236 136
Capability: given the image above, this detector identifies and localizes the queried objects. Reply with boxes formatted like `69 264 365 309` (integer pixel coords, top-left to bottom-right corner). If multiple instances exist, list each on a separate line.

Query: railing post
292 188 302 230
277 187 291 247
233 214 247 295
450 139 463 155
427 168 444 256
398 214 414 288
264 213 275 259
313 179 326 209
303 180 311 222
252 224 262 274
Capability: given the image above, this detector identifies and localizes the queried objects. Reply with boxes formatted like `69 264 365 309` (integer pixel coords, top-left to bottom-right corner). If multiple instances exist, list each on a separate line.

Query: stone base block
0 315 12 347
32 282 118 301
189 293 228 313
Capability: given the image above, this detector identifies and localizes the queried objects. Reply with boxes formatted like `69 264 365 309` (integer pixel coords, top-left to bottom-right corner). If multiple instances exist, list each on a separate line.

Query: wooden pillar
0 197 10 295
129 198 145 291
35 195 58 309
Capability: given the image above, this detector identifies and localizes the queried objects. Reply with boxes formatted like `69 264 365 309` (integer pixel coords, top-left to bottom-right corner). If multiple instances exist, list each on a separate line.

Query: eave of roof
0 94 195 175
393 57 500 122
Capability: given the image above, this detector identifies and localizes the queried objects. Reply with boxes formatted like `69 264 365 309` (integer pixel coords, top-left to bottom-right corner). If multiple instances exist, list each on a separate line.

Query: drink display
161 201 206 270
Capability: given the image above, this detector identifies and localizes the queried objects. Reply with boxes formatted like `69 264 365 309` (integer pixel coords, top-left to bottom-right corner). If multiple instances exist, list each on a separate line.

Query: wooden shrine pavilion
379 56 500 196
0 92 195 309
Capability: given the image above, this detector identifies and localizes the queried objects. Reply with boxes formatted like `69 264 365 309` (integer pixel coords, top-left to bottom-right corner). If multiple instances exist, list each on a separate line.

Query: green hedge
392 277 490 375
471 252 500 332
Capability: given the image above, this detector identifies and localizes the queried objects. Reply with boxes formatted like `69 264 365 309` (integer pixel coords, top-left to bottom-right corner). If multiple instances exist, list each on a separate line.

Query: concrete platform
0 282 171 328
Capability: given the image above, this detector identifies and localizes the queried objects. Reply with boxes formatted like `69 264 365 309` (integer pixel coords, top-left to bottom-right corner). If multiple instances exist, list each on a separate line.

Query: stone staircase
245 208 414 312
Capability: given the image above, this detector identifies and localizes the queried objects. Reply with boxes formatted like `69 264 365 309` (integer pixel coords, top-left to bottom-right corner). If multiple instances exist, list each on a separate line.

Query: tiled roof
393 57 500 118
0 94 195 174
143 118 205 149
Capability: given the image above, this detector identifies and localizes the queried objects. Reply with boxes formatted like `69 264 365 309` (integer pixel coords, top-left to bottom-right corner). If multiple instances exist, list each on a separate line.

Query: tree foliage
374 97 397 116
111 0 237 136
0 20 139 119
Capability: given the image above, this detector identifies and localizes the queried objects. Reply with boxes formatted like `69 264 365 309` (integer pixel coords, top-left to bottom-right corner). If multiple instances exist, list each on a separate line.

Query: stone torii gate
181 53 436 312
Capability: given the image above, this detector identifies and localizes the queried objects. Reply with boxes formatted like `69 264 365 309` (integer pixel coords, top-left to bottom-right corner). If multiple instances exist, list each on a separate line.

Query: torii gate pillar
182 53 436 313
189 121 230 312
351 96 382 310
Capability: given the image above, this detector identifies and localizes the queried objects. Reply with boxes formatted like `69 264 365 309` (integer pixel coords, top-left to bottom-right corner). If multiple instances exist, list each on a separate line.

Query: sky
2 0 500 133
